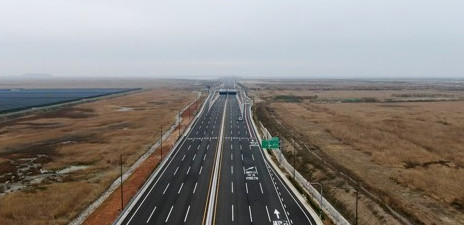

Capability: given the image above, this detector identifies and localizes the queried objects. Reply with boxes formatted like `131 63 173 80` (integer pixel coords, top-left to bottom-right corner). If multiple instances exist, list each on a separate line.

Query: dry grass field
0 81 202 225
245 79 464 225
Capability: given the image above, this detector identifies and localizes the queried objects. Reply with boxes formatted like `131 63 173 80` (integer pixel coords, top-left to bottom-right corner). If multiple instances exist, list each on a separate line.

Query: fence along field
0 88 137 113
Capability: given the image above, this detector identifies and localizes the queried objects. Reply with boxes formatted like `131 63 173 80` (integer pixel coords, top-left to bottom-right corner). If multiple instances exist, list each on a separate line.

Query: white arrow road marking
274 209 280 219
245 166 255 172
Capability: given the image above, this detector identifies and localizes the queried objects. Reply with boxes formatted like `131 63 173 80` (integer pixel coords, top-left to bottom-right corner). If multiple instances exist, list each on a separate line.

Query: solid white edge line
205 91 228 225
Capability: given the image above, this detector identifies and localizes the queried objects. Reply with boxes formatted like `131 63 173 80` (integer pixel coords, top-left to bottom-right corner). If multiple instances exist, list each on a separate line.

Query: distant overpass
218 88 237 95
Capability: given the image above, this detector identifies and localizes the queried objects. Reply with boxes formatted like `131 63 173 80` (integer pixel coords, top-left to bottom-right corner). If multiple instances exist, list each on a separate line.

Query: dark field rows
0 88 138 113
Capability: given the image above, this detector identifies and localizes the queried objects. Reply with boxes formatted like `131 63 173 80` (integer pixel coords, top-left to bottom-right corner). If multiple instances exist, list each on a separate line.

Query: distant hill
21 73 54 78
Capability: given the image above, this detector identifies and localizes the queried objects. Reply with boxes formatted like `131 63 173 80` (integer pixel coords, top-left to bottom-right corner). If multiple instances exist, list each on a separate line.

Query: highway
115 80 318 225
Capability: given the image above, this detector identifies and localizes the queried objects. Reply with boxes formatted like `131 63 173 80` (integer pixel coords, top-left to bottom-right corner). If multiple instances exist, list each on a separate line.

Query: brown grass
0 86 200 225
248 79 464 225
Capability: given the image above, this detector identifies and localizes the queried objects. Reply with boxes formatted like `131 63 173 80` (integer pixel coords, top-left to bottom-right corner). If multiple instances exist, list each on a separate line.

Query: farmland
0 88 137 113
244 79 464 225
0 79 207 225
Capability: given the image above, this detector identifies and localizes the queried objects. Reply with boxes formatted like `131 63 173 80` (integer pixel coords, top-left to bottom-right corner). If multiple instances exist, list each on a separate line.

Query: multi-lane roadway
116 80 319 225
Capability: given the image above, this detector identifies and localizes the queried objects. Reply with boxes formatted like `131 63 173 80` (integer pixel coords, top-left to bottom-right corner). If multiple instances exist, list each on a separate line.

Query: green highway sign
262 137 280 149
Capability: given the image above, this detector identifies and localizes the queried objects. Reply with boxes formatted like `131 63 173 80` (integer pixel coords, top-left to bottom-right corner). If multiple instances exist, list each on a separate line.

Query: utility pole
160 125 163 161
120 154 123 211
356 188 359 225
278 136 282 163
293 138 296 180
178 111 181 139
309 182 323 219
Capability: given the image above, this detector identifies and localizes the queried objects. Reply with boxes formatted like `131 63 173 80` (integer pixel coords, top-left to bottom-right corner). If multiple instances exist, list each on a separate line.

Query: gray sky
1 0 463 78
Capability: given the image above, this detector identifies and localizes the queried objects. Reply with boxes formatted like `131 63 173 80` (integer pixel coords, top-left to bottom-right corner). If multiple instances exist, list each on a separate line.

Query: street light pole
293 138 296 180
120 154 123 211
178 111 181 139
356 188 359 225
160 125 163 161
308 182 323 219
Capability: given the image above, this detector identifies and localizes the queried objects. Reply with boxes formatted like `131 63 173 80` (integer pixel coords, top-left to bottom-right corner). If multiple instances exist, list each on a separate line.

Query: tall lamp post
356 188 359 225
307 182 323 219
160 125 163 161
178 111 181 139
292 138 296 180
120 154 124 211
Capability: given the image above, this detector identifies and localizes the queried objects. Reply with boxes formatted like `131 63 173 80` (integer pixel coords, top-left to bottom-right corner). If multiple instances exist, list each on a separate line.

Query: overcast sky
0 0 463 78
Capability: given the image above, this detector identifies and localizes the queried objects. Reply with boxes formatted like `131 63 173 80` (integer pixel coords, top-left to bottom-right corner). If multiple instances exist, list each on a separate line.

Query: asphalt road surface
117 80 317 225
